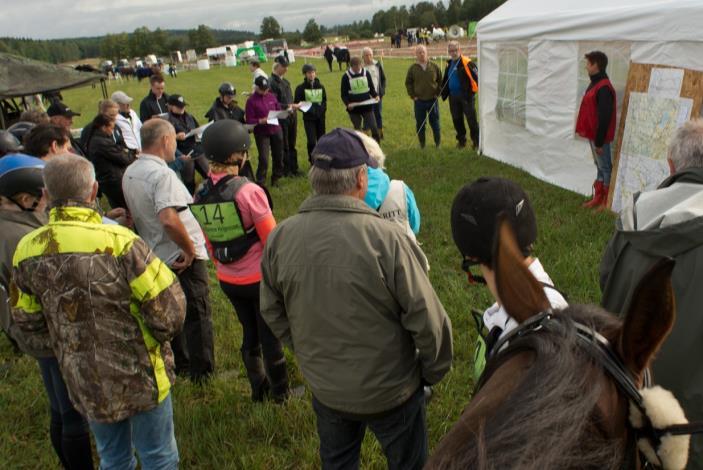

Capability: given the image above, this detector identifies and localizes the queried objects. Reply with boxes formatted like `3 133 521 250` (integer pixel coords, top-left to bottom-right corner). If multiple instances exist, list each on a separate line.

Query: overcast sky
2 0 411 40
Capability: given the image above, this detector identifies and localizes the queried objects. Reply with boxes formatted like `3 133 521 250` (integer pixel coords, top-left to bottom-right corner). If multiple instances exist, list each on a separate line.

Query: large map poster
611 92 693 212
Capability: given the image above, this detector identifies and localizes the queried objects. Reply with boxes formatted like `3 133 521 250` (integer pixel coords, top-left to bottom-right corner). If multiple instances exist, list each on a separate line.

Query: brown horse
426 217 680 469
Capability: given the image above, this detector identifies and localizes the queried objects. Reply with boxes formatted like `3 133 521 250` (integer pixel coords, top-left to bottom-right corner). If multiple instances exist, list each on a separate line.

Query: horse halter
475 310 703 470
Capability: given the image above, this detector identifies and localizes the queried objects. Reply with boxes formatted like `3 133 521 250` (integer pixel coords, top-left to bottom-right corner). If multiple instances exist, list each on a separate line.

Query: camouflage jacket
11 204 186 423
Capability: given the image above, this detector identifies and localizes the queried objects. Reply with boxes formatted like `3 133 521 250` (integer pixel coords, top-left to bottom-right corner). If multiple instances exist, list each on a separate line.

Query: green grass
0 58 616 469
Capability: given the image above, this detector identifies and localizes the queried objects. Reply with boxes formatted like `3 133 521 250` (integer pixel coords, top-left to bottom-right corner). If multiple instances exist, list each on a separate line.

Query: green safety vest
305 88 324 104
189 176 261 264
349 73 370 95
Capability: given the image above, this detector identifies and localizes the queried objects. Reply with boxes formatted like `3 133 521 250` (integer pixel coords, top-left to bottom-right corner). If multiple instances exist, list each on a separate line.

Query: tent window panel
496 46 528 127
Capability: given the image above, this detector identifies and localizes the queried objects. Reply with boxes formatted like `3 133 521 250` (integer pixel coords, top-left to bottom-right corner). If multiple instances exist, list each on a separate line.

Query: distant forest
0 0 506 63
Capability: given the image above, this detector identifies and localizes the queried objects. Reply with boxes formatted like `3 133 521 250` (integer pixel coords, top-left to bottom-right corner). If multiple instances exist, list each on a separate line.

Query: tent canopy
478 0 702 42
0 52 106 100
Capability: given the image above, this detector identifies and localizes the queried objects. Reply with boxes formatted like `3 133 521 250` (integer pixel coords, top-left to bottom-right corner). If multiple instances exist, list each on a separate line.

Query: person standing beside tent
405 45 443 149
139 74 168 122
575 51 617 209
47 102 85 157
294 63 327 163
362 48 387 140
341 57 380 142
441 41 480 150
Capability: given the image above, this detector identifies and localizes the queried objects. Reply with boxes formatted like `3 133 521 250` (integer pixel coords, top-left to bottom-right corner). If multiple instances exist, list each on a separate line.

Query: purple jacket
245 92 281 136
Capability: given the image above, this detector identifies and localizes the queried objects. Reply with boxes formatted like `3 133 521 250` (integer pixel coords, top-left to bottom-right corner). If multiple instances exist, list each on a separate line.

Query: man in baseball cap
47 102 85 157
260 127 452 468
450 177 567 380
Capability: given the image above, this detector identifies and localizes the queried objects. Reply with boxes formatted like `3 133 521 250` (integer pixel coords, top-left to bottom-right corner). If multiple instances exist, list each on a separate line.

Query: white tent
476 0 703 194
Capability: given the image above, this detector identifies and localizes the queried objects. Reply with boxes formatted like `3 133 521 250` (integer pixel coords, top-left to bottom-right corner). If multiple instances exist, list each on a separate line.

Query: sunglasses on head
462 257 487 285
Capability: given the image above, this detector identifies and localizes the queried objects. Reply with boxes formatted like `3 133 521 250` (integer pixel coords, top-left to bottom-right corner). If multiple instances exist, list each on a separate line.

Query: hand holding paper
297 101 313 112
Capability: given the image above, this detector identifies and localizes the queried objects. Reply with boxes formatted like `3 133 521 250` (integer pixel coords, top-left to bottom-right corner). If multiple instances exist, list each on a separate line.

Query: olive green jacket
261 195 453 415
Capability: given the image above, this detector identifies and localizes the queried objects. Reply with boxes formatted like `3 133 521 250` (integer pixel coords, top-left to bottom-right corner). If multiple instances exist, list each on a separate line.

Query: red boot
595 185 610 211
582 181 604 208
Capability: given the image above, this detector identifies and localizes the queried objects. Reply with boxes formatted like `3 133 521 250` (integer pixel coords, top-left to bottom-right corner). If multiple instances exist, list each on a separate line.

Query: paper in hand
266 118 279 126
184 121 213 139
348 98 378 108
267 110 290 120
298 101 313 113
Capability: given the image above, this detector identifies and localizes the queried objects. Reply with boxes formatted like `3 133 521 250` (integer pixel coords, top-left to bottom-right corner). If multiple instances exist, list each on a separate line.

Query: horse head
427 215 686 470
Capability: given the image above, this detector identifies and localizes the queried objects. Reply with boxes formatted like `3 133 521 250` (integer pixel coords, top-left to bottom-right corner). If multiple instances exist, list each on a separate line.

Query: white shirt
483 258 568 338
122 154 208 265
252 68 268 84
366 60 381 92
115 109 142 151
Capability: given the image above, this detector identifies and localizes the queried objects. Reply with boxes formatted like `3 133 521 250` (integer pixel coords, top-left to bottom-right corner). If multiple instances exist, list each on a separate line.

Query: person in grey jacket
260 128 453 470
600 119 703 469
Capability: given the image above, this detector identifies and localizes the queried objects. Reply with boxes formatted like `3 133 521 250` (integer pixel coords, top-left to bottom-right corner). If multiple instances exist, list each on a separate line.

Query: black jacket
139 91 169 122
167 111 199 155
204 98 245 123
294 78 327 121
87 129 135 183
441 56 478 101
270 73 294 108
586 71 615 148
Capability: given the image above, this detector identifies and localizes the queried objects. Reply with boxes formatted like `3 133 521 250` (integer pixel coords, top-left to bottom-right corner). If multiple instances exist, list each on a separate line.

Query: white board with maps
612 92 693 212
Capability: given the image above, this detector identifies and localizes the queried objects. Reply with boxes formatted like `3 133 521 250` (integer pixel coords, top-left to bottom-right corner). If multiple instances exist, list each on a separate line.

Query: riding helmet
201 120 250 163
302 63 316 75
0 153 46 198
218 82 236 96
7 121 36 142
0 130 22 155
450 177 537 265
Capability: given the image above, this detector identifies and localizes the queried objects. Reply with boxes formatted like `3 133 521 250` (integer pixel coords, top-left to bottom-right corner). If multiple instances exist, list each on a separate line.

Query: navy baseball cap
47 102 80 117
312 128 378 170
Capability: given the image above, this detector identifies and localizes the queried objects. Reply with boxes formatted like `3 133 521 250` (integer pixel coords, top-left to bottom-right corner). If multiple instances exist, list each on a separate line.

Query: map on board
612 92 693 212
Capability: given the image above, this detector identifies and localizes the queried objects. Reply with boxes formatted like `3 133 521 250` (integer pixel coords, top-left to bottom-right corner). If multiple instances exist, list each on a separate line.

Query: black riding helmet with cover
201 120 250 163
450 177 537 269
218 82 236 96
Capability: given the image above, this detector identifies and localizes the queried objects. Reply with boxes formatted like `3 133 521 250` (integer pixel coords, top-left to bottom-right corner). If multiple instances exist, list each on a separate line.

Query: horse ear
618 258 676 379
493 213 550 324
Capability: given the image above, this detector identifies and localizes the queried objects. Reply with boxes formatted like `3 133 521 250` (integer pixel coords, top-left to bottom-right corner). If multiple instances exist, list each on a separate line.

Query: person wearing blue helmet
0 154 95 469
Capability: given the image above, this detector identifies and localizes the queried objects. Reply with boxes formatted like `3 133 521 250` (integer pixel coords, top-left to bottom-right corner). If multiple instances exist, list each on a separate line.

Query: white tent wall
477 0 703 195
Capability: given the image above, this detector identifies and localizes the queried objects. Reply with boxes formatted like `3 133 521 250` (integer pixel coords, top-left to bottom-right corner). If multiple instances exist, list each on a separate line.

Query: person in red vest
576 51 617 209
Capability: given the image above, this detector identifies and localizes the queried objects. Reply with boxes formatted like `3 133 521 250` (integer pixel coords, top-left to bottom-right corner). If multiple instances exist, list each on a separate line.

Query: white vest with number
379 180 415 241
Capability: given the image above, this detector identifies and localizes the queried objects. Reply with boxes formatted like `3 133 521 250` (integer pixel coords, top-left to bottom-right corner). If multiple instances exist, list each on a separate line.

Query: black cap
274 55 289 67
167 94 187 107
218 82 236 96
47 102 80 117
311 128 378 170
254 76 269 90
450 177 537 265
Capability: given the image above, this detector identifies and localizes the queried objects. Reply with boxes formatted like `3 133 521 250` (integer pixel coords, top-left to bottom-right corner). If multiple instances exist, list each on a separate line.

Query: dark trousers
349 111 380 142
180 155 210 194
449 94 479 147
414 99 440 147
100 178 127 209
219 282 283 361
312 387 427 470
38 357 94 470
172 259 214 381
254 132 284 185
303 118 326 162
280 115 299 175
326 58 333 72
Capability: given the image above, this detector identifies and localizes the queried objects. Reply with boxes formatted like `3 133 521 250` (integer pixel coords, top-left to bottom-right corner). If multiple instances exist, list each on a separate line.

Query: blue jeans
312 386 427 470
89 394 178 470
591 142 612 186
414 99 440 146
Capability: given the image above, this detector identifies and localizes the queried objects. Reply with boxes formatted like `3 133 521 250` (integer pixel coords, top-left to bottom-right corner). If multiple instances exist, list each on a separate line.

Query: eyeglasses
462 257 487 285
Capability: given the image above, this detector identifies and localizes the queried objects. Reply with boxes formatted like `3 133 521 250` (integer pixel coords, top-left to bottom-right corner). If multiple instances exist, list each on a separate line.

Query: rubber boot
241 348 269 402
264 355 290 404
582 181 604 208
595 185 610 211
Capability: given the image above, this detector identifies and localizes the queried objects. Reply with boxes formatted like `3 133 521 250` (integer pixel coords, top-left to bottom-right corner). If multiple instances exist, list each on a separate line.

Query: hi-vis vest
459 56 478 93
378 180 429 270
347 70 370 95
304 88 324 104
190 176 261 264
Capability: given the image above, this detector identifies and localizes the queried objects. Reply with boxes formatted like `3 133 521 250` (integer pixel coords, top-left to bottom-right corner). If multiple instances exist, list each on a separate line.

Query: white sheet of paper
349 98 378 108
267 110 289 120
298 101 312 112
184 121 213 139
648 68 684 98
267 118 279 126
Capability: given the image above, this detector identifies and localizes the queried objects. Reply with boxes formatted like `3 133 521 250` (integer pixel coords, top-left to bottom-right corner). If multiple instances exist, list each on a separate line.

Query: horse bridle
474 310 703 469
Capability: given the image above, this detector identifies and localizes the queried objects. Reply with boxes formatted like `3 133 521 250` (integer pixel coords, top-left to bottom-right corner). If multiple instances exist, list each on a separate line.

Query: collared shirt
115 109 142 151
122 154 208 264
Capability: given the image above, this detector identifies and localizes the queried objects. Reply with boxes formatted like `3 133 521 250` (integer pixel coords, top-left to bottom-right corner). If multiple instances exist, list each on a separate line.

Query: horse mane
435 305 625 470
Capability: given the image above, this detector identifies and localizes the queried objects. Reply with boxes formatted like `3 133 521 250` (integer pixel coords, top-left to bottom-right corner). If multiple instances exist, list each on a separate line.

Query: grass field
0 57 616 469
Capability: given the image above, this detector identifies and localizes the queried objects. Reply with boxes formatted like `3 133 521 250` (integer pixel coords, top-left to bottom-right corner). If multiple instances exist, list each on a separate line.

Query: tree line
1 0 507 63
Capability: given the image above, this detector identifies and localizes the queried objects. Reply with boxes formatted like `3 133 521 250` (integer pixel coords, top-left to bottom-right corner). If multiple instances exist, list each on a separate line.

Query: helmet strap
9 196 39 212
